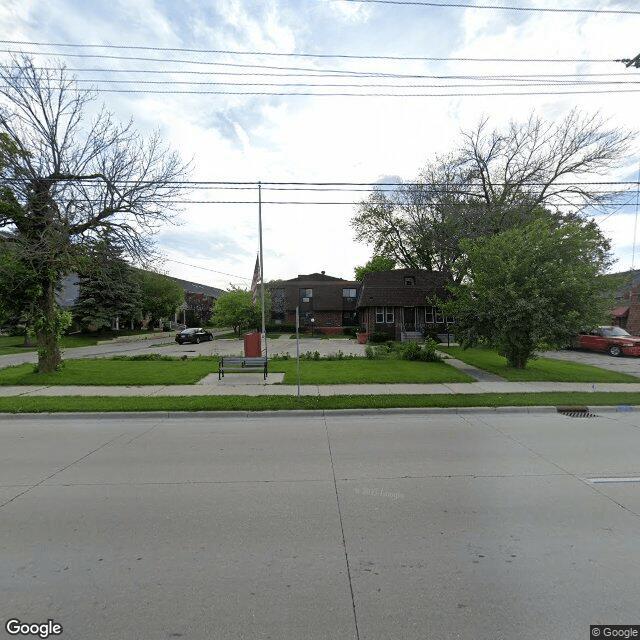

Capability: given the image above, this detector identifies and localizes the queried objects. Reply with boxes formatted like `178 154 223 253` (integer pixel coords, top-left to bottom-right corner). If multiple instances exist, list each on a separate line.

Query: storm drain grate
556 407 599 419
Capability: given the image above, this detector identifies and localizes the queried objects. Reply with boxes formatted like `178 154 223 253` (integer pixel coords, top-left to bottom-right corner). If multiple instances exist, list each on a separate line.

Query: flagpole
258 181 267 359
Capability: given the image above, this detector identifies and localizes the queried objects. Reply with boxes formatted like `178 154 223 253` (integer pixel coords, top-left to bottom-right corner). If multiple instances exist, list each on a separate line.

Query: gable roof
357 269 449 308
168 276 223 299
282 272 351 283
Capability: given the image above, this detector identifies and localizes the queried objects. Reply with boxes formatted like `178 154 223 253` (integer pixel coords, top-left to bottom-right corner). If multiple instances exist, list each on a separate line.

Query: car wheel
608 344 622 357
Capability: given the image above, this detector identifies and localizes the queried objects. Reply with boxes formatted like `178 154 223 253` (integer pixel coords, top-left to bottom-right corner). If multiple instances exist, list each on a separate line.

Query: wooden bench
218 356 268 380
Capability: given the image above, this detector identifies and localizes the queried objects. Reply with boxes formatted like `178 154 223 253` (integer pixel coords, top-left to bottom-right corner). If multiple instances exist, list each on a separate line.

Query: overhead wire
333 0 640 15
0 41 634 96
0 40 617 63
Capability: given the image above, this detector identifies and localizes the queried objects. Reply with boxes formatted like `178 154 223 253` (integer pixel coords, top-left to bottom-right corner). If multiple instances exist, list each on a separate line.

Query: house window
300 288 312 303
343 288 357 299
404 276 415 286
425 306 435 323
376 306 395 323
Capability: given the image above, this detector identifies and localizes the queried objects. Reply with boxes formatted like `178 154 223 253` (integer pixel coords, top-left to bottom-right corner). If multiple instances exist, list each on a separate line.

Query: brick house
269 272 360 333
357 268 452 341
170 277 223 326
610 270 640 335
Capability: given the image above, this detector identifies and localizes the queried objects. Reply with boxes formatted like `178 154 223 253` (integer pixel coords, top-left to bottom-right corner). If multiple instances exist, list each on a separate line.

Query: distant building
56 272 223 328
269 272 360 333
610 270 640 334
171 277 224 326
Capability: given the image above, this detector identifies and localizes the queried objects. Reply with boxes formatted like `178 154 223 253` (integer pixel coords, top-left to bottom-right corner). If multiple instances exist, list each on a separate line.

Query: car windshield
183 328 197 334
601 327 631 337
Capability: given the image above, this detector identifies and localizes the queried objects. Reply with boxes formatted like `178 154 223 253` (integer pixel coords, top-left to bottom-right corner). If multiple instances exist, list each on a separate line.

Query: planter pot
357 333 368 344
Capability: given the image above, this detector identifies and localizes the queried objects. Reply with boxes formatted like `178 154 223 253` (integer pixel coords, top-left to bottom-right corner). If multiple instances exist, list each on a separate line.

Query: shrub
370 331 391 343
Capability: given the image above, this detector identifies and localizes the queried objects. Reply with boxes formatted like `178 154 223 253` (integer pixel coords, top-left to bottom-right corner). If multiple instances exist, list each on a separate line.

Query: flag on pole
251 254 261 307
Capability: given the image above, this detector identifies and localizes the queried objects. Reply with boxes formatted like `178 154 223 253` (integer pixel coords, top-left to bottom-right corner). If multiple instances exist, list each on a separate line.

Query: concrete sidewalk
1 378 640 397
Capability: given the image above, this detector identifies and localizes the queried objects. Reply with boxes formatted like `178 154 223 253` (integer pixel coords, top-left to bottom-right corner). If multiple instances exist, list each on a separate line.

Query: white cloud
1 0 638 289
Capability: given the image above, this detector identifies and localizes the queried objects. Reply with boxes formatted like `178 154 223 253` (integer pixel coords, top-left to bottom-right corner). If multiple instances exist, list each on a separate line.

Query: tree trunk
36 280 62 372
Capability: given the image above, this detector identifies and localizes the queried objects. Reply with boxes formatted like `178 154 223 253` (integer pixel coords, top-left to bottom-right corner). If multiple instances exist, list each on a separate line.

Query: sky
0 0 638 290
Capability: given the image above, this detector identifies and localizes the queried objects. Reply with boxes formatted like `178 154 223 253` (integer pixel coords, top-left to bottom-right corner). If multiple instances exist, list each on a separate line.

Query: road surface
2 409 639 639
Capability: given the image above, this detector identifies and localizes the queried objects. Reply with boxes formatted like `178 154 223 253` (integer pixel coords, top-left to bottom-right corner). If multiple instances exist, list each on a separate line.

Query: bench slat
218 356 268 380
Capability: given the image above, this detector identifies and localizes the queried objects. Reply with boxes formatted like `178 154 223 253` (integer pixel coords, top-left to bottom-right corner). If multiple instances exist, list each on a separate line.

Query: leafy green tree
352 111 633 283
441 217 614 369
354 255 397 281
0 55 188 371
74 242 142 331
0 237 41 344
212 287 271 336
138 271 184 328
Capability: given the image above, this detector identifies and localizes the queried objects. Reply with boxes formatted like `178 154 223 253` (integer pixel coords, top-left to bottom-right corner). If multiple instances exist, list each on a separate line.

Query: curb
0 405 606 419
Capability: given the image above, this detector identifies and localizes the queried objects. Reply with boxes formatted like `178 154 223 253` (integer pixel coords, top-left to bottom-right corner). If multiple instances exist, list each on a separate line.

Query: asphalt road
2 410 640 639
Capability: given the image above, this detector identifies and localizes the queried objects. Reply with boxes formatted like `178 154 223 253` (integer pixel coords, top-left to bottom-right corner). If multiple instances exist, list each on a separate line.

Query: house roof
282 272 353 284
357 269 449 308
269 273 358 311
168 276 223 299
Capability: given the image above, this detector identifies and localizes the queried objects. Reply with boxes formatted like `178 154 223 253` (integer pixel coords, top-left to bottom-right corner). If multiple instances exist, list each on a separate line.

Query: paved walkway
1 378 640 397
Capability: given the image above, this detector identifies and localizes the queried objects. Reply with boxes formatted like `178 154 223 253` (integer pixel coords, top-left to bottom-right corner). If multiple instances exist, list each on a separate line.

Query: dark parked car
175 327 213 345
576 326 640 357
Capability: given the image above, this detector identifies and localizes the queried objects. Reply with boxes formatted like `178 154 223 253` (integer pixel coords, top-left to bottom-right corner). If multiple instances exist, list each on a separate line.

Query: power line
18 77 640 89
0 40 617 63
3 177 638 188
164 258 250 281
4 85 637 97
26 66 639 82
0 47 614 70
333 0 640 14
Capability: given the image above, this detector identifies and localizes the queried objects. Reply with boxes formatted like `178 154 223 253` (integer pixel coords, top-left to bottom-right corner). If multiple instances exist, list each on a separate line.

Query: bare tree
352 110 635 283
0 55 190 371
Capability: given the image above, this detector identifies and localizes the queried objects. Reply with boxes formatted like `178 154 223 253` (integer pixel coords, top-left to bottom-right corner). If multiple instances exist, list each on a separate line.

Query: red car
577 326 640 357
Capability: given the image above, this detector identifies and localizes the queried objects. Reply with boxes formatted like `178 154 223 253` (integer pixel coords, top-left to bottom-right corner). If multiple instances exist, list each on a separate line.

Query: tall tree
354 255 397 281
442 217 614 369
352 111 634 283
74 241 142 331
137 271 185 328
211 288 271 336
0 55 189 371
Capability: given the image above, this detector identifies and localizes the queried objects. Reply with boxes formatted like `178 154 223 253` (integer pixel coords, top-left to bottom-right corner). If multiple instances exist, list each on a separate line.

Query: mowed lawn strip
438 346 640 382
0 357 474 386
269 359 474 384
1 392 639 413
0 357 220 386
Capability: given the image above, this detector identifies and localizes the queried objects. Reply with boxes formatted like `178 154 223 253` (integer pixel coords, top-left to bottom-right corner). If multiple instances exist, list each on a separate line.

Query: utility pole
258 181 267 360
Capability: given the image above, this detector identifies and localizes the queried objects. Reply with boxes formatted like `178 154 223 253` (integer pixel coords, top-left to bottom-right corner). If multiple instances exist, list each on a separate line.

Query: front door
404 307 416 332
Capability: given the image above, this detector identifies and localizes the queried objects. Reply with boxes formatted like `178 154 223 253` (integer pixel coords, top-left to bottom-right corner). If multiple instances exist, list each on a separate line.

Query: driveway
2 410 640 639
542 347 640 377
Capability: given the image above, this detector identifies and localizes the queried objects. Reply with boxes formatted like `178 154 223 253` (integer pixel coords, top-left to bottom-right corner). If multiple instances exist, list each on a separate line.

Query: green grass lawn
0 356 220 386
0 356 472 386
1 392 639 414
1 349 638 387
0 334 100 355
438 346 639 382
269 359 474 384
